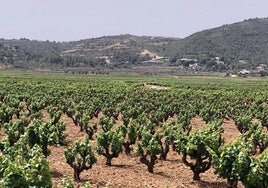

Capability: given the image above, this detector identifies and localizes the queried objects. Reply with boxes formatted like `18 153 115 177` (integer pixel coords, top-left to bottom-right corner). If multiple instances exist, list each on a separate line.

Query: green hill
0 35 178 70
1 18 268 75
167 18 268 72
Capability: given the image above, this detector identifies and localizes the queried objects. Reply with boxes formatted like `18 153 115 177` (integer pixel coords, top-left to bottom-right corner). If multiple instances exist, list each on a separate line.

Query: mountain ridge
0 18 268 75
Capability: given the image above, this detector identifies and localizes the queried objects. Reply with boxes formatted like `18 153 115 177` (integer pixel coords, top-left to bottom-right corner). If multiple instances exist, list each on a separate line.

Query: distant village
176 57 268 77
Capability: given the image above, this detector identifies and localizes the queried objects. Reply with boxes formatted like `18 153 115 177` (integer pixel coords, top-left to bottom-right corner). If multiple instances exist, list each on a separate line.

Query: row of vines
0 75 268 187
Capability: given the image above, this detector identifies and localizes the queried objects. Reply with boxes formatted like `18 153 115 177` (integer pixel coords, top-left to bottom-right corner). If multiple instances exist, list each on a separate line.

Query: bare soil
144 84 170 90
48 115 243 188
0 129 5 141
0 113 244 188
140 49 163 60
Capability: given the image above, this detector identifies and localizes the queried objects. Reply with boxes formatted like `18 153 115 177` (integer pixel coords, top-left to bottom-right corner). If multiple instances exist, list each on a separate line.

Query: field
0 73 268 188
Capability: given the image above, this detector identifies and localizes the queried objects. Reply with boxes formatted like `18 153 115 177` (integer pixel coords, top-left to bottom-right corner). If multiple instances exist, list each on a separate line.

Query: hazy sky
1 0 268 41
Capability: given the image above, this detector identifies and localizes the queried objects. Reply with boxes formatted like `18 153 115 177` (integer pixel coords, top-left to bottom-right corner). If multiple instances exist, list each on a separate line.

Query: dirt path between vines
49 115 243 188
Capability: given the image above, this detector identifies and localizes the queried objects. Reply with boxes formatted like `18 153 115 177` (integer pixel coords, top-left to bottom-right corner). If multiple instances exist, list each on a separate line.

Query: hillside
1 18 268 75
0 35 179 71
168 18 268 72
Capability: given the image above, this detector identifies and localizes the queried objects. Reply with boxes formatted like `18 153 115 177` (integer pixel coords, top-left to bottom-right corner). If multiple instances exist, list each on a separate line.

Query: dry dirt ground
140 49 163 60
48 114 243 188
0 113 243 188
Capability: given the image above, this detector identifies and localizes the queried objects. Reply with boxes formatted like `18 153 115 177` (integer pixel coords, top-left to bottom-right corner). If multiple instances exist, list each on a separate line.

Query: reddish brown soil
48 115 244 188
222 118 241 144
190 115 206 131
0 129 5 141
191 116 241 144
0 112 244 188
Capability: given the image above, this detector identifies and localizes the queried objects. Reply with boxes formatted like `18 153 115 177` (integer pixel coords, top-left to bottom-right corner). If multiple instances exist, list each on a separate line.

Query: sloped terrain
1 18 268 73
168 18 268 71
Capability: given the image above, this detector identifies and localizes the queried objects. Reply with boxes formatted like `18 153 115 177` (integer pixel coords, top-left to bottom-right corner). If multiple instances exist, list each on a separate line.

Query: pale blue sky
1 0 268 41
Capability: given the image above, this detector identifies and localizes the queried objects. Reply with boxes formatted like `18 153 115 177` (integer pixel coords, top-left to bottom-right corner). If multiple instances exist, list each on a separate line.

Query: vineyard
0 73 268 188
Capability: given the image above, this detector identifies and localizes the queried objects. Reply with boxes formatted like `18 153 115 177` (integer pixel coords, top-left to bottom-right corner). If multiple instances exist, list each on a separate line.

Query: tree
0 139 52 188
118 121 138 155
233 115 252 133
243 152 268 188
26 119 66 157
84 123 98 140
65 137 97 181
212 121 268 188
159 122 179 160
211 138 251 188
27 121 51 157
242 122 268 155
175 120 223 180
0 103 15 124
3 119 28 146
96 128 124 166
137 132 162 173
